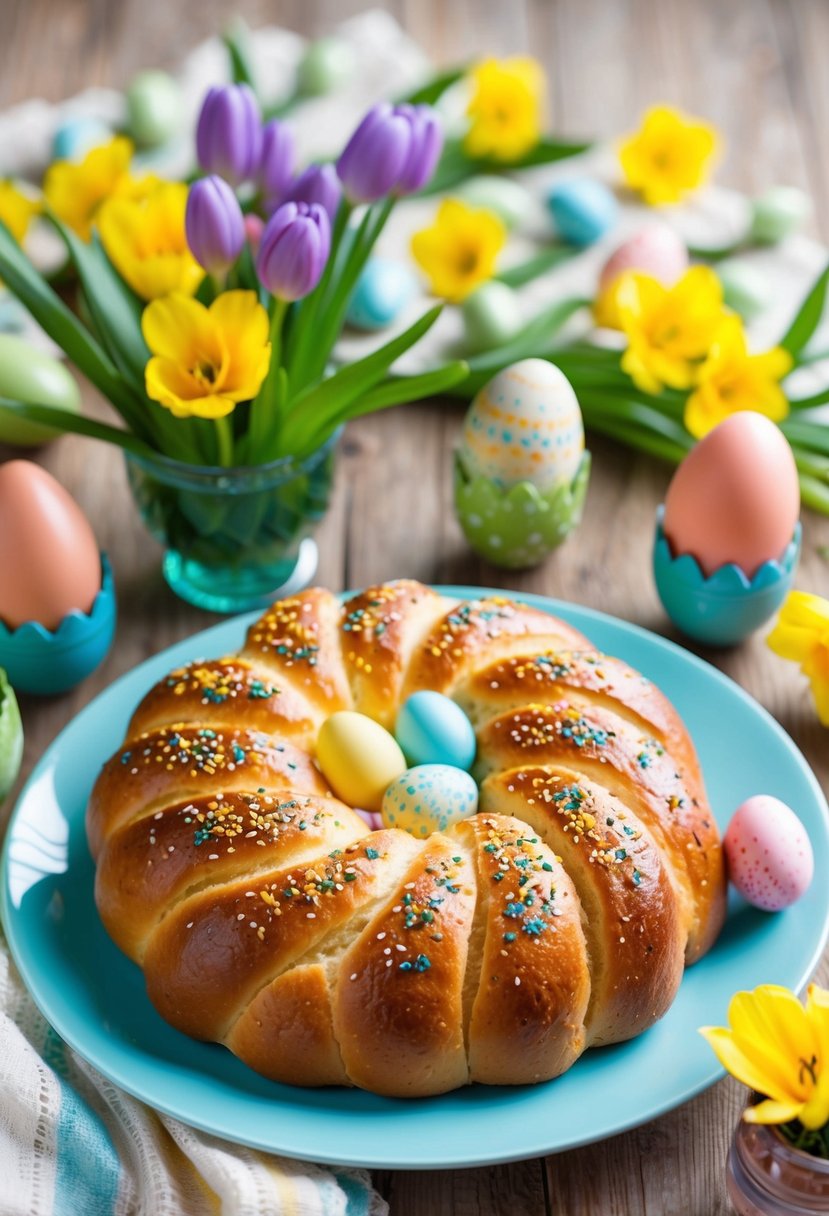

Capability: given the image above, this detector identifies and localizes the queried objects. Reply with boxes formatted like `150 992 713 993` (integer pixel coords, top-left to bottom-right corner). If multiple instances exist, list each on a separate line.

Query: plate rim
2 585 828 1170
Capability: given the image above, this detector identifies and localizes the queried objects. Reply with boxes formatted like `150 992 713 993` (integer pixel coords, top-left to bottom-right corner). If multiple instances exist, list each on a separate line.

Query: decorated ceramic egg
0 334 81 445
598 223 688 295
547 178 618 247
724 795 813 911
460 358 584 492
457 175 533 231
0 461 101 630
316 711 407 811
381 764 479 838
346 259 416 332
663 413 799 578
126 70 181 148
396 691 476 770
462 281 522 353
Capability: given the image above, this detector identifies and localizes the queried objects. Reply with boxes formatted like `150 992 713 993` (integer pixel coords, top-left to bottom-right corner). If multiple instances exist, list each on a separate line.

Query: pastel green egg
462 281 522 353
316 710 406 812
296 37 356 97
717 260 772 321
750 186 810 245
396 691 476 770
381 764 479 839
0 335 81 445
126 70 182 148
457 175 533 231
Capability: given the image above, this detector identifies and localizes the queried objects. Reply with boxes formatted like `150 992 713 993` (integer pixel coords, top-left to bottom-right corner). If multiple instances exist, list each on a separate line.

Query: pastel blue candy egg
381 764 479 838
52 116 112 162
396 691 477 770
346 258 417 331
547 178 618 247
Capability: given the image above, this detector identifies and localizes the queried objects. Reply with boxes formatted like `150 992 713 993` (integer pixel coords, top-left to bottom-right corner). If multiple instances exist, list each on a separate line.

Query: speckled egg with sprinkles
459 358 584 492
381 764 479 838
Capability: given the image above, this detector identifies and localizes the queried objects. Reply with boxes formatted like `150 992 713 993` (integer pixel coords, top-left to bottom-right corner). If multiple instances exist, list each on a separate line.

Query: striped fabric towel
0 931 387 1216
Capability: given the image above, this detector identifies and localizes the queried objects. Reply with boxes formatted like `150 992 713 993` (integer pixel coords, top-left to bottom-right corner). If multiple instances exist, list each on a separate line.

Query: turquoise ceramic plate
2 587 828 1170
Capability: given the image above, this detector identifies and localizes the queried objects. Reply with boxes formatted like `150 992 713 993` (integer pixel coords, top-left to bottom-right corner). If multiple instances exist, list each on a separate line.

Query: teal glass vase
125 432 339 613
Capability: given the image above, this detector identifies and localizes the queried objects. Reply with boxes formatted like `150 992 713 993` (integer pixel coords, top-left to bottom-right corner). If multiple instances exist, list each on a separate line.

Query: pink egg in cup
724 794 814 912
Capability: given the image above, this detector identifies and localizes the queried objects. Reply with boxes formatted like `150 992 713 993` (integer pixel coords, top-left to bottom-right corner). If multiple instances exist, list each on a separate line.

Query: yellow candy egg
316 711 407 811
459 358 584 491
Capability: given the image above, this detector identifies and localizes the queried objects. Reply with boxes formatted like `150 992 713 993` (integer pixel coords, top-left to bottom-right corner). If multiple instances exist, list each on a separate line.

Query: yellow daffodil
701 984 829 1130
0 180 39 244
465 57 545 162
99 182 203 301
684 315 792 438
619 105 720 206
617 266 726 394
411 199 506 303
43 136 155 241
142 291 271 420
768 591 829 726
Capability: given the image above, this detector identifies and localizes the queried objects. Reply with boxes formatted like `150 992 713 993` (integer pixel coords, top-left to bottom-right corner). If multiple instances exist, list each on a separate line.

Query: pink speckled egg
724 795 814 911
598 222 689 295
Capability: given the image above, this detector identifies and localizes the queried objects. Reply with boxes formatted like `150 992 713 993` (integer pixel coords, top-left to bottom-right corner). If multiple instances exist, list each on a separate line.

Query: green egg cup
453 450 591 569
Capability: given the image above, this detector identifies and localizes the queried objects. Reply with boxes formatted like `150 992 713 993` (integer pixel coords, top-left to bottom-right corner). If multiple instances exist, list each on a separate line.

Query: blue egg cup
653 509 801 646
0 555 116 694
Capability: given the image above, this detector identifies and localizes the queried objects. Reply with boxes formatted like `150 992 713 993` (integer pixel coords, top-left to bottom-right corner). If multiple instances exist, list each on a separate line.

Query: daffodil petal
743 1098 806 1125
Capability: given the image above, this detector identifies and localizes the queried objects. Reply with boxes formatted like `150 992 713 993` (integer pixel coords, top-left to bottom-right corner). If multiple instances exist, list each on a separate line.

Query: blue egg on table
547 178 619 247
52 116 112 163
346 258 417 331
381 764 479 838
396 690 477 770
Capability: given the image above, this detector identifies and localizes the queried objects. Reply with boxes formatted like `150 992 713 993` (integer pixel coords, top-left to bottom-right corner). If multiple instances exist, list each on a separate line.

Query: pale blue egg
396 691 476 770
547 178 618 247
52 117 112 163
346 259 417 331
381 764 479 838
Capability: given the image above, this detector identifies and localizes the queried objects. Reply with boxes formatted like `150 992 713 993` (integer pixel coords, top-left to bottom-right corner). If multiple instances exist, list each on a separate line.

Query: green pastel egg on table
462 281 522 353
0 334 81 445
52 116 112 162
396 691 476 770
717 260 772 321
457 175 533 231
381 764 479 839
296 37 355 96
0 667 23 802
126 70 181 148
346 258 417 331
750 186 811 245
547 178 618 247
316 710 406 812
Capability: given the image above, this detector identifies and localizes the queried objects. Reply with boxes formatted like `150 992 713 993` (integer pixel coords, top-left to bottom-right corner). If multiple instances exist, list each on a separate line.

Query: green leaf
508 136 594 169
397 66 467 106
0 220 142 424
421 136 593 196
222 20 258 92
496 245 578 288
452 297 590 395
0 398 156 456
780 260 829 357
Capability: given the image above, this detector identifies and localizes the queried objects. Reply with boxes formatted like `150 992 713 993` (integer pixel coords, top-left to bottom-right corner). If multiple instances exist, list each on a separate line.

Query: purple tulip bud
259 119 295 211
281 163 342 222
336 102 443 203
256 201 330 301
195 84 262 186
185 176 245 275
396 104 443 194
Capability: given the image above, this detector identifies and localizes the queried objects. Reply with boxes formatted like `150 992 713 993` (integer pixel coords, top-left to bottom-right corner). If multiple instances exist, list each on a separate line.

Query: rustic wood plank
0 3 826 1214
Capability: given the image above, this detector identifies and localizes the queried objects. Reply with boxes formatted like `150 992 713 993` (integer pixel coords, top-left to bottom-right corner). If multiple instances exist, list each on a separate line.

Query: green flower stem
798 474 829 514
245 296 288 461
285 200 353 391
496 246 578 288
787 389 829 410
214 415 235 467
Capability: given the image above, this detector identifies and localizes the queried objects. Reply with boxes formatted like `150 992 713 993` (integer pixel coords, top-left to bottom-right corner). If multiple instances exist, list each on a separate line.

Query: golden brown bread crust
87 579 725 1097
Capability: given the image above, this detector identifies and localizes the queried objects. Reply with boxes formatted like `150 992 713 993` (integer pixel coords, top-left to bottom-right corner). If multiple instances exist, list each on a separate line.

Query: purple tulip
258 119 295 210
195 84 262 186
336 102 443 203
185 176 245 275
256 201 330 300
281 163 341 222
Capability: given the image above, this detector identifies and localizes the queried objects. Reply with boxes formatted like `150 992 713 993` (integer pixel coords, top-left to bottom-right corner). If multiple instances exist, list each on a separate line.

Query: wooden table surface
2 1 829 1212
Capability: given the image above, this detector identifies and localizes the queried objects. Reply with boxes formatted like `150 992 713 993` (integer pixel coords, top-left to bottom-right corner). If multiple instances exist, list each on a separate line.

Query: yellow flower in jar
99 182 203 300
44 136 154 240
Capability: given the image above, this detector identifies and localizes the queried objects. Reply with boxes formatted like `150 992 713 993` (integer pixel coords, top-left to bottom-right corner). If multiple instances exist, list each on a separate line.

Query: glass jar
124 431 339 613
728 1117 829 1214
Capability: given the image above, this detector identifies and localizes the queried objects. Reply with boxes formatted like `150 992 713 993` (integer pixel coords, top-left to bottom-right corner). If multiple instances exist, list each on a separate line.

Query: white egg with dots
381 764 479 839
459 358 584 492
724 795 814 912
